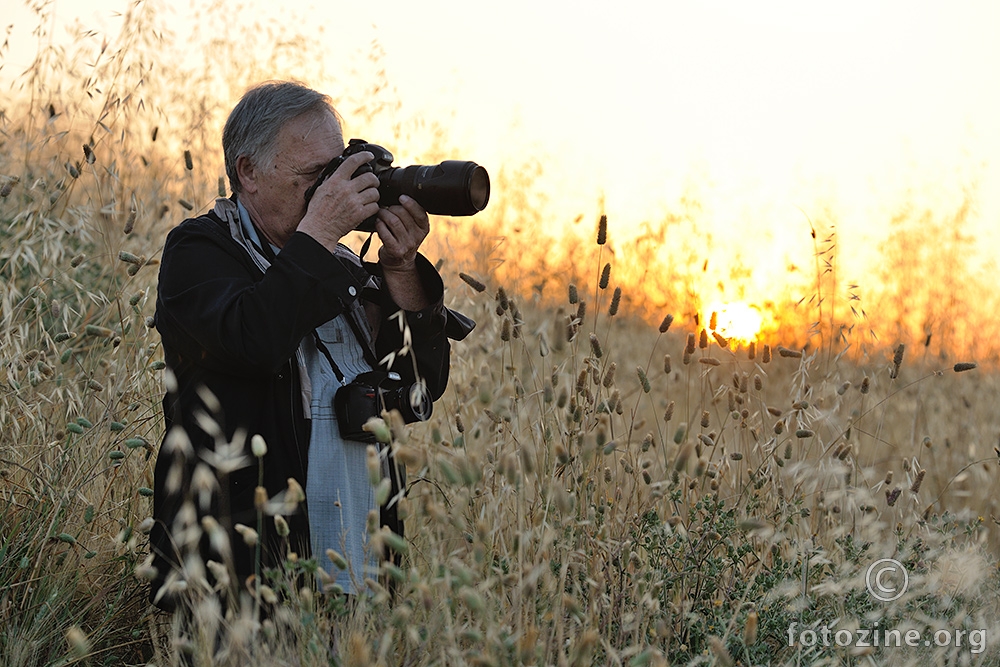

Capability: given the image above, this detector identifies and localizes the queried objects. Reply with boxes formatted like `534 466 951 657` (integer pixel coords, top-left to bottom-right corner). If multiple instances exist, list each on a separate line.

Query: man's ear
235 155 258 194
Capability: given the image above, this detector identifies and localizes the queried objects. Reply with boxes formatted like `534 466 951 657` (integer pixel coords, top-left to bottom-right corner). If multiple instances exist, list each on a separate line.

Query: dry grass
2 2 1000 666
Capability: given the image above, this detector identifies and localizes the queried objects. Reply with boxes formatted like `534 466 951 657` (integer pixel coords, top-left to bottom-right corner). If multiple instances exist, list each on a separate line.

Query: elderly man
149 80 471 610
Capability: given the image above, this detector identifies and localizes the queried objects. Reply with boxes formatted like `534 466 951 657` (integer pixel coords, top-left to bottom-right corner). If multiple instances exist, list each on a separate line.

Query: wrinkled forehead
271 110 344 165
281 109 342 146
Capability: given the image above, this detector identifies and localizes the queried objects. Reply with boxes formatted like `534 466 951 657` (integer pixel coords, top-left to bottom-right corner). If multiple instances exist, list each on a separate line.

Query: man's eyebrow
296 160 328 174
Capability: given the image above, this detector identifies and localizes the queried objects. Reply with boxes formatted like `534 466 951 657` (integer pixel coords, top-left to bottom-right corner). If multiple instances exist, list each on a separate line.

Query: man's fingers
376 208 404 243
374 218 396 246
317 151 378 203
334 151 374 180
358 183 380 204
397 195 429 230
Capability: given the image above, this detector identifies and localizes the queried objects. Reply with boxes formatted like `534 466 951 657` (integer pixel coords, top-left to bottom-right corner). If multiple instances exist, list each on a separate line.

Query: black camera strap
358 231 375 262
311 331 346 386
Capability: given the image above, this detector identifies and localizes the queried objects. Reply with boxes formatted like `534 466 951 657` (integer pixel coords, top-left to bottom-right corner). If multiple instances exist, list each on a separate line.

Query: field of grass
3 3 1000 666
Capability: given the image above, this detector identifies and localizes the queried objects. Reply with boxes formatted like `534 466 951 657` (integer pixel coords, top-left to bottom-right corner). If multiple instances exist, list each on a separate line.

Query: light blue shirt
237 201 377 594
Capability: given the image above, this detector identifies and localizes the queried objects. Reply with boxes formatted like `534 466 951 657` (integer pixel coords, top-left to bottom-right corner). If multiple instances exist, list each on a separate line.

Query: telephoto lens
305 140 490 232
378 160 490 216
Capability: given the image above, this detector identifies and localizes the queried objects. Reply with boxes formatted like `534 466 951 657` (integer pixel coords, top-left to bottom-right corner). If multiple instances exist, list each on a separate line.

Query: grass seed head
363 417 392 443
637 366 651 393
326 548 348 570
459 272 486 292
234 523 259 546
66 626 91 658
254 486 268 512
589 333 603 358
201 516 231 558
118 250 144 265
251 434 267 458
609 286 621 315
85 324 114 338
496 286 509 311
674 443 693 471
375 477 392 506
744 610 759 645
519 442 536 475
602 362 617 388
286 477 305 505
893 343 905 368
366 445 381 486
260 585 278 605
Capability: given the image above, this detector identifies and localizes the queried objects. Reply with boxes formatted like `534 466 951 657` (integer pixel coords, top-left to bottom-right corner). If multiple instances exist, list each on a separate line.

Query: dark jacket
149 204 471 609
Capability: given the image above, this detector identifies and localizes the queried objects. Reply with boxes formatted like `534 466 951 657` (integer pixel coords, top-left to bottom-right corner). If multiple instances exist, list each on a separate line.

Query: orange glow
4 1 1000 359
703 302 765 347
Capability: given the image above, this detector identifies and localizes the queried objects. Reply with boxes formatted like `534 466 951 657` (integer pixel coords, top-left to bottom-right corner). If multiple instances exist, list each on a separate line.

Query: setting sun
703 302 765 346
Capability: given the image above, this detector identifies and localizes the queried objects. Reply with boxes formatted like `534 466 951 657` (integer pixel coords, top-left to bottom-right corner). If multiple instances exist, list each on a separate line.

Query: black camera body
334 371 432 443
304 139 490 232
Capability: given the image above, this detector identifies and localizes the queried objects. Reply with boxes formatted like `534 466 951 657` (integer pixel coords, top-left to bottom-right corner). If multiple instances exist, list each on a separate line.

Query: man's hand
377 195 431 311
376 195 430 271
297 151 380 251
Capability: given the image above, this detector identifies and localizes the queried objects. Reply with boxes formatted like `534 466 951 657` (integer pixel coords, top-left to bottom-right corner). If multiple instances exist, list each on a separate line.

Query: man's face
240 109 344 247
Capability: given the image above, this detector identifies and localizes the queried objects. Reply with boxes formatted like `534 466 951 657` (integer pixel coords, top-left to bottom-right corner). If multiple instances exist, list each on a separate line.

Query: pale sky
5 0 1000 312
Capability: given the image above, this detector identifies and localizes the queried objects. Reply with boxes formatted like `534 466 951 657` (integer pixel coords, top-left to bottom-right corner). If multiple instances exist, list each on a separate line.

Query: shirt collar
236 199 280 257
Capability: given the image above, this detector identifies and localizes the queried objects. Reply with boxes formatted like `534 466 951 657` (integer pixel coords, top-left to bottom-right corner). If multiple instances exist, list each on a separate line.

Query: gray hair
222 81 339 195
